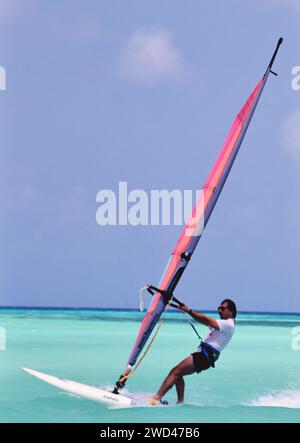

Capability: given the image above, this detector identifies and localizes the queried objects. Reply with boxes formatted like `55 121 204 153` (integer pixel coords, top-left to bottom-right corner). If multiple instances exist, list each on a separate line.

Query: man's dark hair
222 299 237 318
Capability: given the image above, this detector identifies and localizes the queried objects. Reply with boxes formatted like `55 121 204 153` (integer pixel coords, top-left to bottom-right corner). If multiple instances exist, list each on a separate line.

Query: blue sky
0 0 299 312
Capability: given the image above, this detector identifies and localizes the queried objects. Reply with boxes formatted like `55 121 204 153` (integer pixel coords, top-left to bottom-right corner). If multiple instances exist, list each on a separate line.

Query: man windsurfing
113 39 282 402
150 299 236 405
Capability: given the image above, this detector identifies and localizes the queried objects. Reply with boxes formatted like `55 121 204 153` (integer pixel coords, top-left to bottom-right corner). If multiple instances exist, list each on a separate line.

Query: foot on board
149 397 168 406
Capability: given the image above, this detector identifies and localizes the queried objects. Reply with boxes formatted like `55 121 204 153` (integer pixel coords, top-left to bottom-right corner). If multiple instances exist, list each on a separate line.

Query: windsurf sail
113 38 283 393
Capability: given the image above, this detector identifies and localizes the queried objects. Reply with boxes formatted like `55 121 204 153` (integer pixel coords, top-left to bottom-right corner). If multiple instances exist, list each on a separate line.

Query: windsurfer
150 299 236 405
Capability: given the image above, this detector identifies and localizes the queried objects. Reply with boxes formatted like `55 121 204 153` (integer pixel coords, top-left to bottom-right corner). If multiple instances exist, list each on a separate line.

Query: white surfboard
22 367 133 407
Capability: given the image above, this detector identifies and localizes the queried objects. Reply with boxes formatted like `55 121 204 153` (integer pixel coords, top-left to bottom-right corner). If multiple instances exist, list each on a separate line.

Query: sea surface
0 308 299 423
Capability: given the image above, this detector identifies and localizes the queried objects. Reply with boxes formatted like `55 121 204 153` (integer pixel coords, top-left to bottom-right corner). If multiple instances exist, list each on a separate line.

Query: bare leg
175 376 185 404
152 355 195 403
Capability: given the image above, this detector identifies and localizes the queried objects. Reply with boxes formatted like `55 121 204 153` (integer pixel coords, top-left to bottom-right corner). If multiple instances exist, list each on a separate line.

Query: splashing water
248 389 300 409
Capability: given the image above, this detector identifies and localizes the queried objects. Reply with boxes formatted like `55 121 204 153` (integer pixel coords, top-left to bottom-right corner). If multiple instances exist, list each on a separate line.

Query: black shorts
191 352 211 373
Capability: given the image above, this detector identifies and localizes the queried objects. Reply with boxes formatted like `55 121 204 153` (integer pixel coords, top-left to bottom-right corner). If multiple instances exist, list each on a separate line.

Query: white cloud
283 109 300 168
120 29 186 84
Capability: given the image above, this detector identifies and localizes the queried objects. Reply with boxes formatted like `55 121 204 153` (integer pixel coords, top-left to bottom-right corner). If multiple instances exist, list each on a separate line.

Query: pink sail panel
173 78 264 256
127 78 266 368
127 253 182 364
127 79 267 368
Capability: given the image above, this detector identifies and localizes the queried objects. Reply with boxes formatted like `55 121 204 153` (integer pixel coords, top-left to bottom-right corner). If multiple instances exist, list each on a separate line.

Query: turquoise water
0 308 300 423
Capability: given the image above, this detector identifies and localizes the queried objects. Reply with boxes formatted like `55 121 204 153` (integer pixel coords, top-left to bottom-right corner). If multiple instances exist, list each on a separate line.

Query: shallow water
0 308 299 423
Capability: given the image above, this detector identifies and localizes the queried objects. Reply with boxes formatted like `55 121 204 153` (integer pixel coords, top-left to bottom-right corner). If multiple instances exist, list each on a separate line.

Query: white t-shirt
200 318 235 353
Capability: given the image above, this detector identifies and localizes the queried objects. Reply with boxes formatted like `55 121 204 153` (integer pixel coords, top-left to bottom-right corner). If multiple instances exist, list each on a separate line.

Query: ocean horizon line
0 305 299 316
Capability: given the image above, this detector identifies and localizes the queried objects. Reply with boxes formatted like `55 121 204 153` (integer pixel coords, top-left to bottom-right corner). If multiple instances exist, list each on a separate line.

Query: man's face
217 302 232 320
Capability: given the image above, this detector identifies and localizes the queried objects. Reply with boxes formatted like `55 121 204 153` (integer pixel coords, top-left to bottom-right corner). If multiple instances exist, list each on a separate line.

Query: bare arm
179 304 220 330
